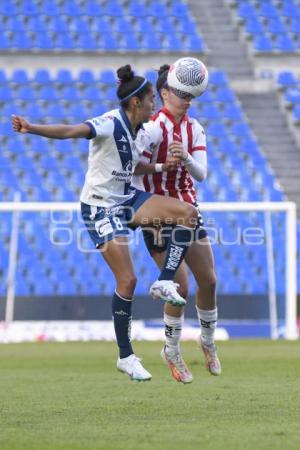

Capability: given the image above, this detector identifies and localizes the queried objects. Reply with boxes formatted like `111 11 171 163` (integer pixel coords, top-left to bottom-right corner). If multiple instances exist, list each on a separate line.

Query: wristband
154 163 163 172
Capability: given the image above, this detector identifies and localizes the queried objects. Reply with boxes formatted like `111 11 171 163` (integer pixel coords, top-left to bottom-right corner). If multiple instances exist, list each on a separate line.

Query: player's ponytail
117 64 152 108
156 64 170 93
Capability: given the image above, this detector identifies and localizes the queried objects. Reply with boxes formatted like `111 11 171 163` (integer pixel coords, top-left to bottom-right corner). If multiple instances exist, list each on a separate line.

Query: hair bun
117 65 135 83
158 64 170 76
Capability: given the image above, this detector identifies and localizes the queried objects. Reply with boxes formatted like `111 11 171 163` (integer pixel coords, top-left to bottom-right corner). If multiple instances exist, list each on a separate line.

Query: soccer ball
167 57 208 98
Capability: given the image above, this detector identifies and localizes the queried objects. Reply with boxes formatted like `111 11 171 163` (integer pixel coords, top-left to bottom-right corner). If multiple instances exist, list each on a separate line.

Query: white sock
196 306 217 346
164 313 183 353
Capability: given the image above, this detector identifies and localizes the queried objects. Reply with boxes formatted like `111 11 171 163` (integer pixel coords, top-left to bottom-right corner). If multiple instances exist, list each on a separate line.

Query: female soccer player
11 65 198 382
133 64 221 383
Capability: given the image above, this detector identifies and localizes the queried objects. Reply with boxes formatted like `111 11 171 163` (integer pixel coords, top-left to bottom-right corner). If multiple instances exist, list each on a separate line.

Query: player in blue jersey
12 64 198 382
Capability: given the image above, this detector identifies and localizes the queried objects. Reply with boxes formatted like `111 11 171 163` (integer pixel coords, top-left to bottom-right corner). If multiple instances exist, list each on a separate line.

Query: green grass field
0 340 300 450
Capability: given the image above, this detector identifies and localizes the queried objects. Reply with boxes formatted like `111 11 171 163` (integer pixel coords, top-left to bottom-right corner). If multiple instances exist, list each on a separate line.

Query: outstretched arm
11 115 91 139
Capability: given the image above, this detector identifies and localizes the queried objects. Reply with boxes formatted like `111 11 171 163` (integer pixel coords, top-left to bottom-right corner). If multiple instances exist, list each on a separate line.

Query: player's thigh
184 236 216 285
100 236 136 284
132 194 196 227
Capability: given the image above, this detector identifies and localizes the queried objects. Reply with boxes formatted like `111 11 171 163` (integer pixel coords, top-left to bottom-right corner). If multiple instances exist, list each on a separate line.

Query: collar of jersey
119 107 144 140
160 107 188 125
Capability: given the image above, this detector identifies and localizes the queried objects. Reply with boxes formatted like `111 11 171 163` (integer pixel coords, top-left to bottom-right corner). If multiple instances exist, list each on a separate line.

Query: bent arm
183 150 207 181
12 115 91 139
134 159 178 175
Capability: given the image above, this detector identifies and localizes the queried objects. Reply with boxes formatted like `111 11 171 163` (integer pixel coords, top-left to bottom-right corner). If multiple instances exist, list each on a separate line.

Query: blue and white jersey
80 108 145 207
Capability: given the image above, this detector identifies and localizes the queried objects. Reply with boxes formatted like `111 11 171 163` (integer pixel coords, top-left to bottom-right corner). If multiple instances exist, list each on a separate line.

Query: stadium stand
229 0 300 53
0 0 299 308
0 0 206 53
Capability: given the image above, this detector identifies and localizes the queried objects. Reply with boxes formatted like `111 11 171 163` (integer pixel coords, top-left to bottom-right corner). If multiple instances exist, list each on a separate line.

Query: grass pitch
0 340 300 450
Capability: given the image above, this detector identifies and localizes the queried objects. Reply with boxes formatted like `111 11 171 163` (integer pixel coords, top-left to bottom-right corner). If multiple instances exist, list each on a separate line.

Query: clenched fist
11 115 31 133
168 141 188 161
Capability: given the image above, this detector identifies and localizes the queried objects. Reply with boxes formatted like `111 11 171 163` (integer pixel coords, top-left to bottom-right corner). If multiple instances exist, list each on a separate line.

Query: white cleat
199 337 222 376
117 354 152 382
161 346 193 384
150 280 186 307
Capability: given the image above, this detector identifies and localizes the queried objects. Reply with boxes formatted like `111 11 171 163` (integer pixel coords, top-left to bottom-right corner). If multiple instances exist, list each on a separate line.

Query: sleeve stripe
84 121 96 139
192 146 206 152
143 151 152 159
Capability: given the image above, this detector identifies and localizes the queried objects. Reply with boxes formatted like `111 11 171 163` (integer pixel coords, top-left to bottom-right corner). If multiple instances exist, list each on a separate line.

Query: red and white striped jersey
133 107 206 204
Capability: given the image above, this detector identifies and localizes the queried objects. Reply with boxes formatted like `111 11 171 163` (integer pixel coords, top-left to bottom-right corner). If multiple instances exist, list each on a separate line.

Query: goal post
0 201 298 340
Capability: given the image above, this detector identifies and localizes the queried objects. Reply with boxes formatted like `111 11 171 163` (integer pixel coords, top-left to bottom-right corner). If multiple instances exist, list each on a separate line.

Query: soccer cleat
149 280 186 306
199 338 222 376
117 354 152 382
161 346 193 384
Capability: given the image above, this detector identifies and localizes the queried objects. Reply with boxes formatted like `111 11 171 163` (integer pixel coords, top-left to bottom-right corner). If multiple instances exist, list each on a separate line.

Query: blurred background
0 0 299 339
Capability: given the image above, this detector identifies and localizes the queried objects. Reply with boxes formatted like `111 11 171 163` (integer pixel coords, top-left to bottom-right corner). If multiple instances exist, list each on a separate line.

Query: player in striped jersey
12 64 198 382
133 64 221 382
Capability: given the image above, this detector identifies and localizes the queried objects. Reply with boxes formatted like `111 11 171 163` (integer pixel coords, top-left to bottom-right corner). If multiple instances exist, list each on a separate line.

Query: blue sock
159 225 193 281
112 291 133 359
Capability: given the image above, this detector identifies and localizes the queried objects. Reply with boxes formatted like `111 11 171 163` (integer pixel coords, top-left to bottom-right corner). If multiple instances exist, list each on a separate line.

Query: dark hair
116 64 152 108
156 64 170 92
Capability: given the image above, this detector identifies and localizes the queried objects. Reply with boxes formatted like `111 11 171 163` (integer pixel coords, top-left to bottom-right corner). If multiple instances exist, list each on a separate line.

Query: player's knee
183 203 198 226
205 270 217 292
118 274 137 295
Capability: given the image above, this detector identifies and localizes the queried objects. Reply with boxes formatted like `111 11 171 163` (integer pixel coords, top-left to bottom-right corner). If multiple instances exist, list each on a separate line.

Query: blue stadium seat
215 87 236 103
33 32 54 50
128 2 147 17
84 1 103 16
11 69 29 84
103 2 123 16
147 3 168 17
54 34 76 51
34 69 52 85
77 70 95 85
266 17 287 34
277 71 298 89
284 88 300 104
244 18 264 35
282 3 300 18
237 3 257 20
0 69 7 84
16 86 36 101
274 35 296 52
258 3 279 18
0 33 10 50
144 70 157 85
55 69 73 84
209 71 229 86
47 17 69 33
99 70 116 84
169 2 190 17
252 34 274 51
11 32 34 50
39 86 59 101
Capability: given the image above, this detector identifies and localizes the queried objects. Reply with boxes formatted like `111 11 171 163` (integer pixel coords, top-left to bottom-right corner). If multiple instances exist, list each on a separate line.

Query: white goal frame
0 200 298 340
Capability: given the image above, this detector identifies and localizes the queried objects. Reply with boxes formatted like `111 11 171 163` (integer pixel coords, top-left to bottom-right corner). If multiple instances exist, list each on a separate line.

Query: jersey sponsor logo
174 132 181 140
111 160 133 182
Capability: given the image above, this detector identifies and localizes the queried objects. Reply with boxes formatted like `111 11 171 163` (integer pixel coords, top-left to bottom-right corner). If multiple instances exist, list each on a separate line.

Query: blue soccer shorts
81 189 152 248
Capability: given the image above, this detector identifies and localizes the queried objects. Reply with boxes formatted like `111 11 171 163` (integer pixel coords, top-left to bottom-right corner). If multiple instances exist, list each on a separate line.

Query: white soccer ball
167 57 208 98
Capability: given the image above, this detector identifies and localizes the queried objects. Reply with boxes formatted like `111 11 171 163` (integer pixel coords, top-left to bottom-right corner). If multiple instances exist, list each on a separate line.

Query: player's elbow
195 167 207 182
